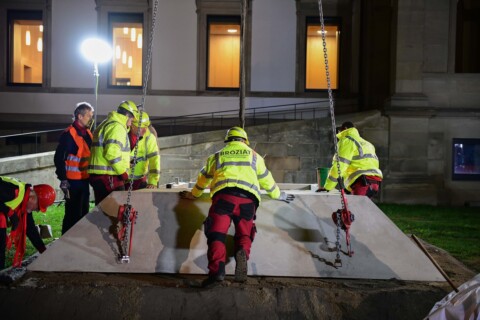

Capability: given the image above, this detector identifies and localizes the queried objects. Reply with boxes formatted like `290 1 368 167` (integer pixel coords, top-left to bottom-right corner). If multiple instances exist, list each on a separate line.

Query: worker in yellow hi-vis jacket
180 126 294 287
320 121 382 198
126 111 160 190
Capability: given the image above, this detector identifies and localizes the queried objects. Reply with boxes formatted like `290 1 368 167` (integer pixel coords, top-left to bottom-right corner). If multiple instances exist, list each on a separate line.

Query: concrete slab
28 189 444 281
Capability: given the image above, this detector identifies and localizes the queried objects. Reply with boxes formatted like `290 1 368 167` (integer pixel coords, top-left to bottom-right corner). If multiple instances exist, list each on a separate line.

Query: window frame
196 0 252 94
304 16 341 92
206 15 241 91
296 16 342 93
7 10 44 87
0 0 51 91
452 138 480 181
107 12 144 89
95 0 149 95
295 0 356 98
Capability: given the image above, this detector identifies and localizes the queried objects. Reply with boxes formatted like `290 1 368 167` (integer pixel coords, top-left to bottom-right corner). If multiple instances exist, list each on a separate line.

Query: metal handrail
0 100 330 156
151 100 330 136
0 128 65 157
153 100 328 122
0 128 65 139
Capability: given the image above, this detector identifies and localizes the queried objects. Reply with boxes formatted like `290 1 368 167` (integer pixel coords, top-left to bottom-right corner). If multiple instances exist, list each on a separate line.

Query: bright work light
80 38 112 64
80 38 112 129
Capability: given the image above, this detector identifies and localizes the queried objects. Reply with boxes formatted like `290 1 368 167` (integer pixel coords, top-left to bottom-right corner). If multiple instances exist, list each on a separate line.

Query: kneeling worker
319 121 382 197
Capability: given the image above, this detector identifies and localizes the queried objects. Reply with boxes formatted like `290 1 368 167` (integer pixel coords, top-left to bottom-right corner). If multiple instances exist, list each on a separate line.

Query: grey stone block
427 133 444 160
265 156 300 171
255 143 288 157
269 170 285 183
161 156 204 170
389 159 428 173
382 184 438 205
428 160 444 175
286 143 318 157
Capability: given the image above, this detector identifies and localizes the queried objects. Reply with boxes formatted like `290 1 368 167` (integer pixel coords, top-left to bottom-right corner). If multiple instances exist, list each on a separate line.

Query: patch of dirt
416 237 476 286
0 237 476 320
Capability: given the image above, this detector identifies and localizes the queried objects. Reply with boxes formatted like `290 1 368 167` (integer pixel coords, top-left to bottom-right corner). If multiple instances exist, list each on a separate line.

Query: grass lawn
3 202 480 273
377 203 480 273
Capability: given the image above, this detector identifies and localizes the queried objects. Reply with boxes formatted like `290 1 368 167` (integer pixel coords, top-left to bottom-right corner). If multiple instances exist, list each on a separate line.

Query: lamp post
80 38 112 130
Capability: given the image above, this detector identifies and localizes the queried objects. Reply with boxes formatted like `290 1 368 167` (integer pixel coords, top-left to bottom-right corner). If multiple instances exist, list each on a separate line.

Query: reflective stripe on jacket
0 176 26 212
324 127 382 192
129 130 161 185
88 111 131 176
65 126 93 180
191 141 280 203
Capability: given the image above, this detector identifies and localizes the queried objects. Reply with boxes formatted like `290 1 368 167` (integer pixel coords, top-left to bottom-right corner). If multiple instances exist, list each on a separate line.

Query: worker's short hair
340 121 355 131
73 102 94 120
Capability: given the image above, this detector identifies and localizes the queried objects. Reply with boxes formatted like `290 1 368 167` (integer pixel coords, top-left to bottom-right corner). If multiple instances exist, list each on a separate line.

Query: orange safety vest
65 126 92 180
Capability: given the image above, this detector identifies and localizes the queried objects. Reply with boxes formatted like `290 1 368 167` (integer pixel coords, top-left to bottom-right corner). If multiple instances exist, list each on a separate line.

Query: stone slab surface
28 189 444 281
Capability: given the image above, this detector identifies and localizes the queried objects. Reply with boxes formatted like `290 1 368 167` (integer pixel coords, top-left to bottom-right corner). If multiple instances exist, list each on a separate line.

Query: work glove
316 187 327 192
9 213 19 231
60 180 70 199
179 191 197 200
277 192 295 204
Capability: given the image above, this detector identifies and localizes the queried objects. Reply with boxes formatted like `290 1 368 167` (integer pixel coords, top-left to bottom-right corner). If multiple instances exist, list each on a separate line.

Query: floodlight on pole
81 38 112 129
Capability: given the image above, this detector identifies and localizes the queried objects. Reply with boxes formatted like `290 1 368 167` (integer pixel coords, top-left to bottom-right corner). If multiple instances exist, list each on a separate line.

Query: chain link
317 0 346 264
121 0 159 258
239 0 247 128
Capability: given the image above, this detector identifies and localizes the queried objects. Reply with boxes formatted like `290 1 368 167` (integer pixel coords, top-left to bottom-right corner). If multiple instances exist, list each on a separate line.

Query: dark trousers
1 213 45 270
0 228 6 270
62 179 90 234
204 192 257 276
89 174 126 205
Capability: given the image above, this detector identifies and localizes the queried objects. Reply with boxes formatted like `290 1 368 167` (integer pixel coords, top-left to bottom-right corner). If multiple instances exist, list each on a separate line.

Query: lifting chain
119 0 159 262
239 0 248 128
317 0 348 266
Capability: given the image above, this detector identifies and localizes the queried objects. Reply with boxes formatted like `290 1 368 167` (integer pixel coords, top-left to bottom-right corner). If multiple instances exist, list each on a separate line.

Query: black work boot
202 262 225 288
234 249 248 283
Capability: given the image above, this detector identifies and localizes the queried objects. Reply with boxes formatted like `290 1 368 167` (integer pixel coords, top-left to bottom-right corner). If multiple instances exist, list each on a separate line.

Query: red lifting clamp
117 204 138 263
332 189 355 261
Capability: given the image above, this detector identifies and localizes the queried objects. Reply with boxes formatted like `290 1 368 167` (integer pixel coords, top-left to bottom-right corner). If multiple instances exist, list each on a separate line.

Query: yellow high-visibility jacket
191 141 281 203
324 127 382 192
88 111 131 176
129 129 160 186
0 176 27 213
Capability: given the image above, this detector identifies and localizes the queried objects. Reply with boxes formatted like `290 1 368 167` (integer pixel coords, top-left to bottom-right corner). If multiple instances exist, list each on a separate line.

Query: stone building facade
0 0 478 205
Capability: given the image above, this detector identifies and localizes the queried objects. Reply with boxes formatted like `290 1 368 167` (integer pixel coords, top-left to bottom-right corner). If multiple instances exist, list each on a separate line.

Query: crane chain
120 0 159 261
239 0 248 128
317 0 346 266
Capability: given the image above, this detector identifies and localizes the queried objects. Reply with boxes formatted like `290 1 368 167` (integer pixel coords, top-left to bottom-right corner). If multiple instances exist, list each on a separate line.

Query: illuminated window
207 16 240 89
8 11 43 85
109 13 143 87
305 20 340 90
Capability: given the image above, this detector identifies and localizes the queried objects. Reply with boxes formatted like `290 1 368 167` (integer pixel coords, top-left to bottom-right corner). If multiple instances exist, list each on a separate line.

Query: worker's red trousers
204 193 256 276
350 175 381 198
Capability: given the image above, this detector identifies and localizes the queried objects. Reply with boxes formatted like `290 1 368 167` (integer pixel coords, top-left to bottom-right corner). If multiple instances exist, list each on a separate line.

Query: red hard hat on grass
33 184 56 212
